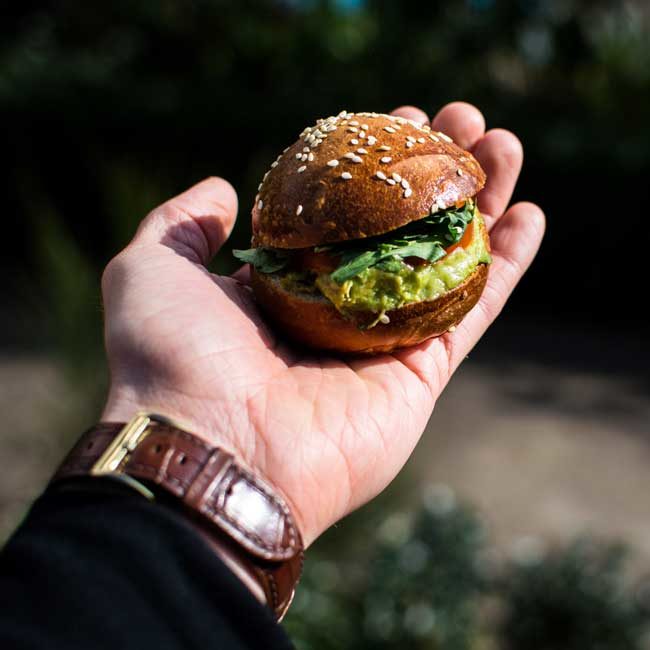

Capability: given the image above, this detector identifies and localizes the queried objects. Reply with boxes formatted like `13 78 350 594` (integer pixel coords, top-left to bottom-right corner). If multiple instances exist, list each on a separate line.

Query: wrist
53 413 304 619
102 390 312 546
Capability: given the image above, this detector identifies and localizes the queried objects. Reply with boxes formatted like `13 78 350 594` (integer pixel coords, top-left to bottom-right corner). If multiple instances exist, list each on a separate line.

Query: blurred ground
414 321 650 573
0 357 95 540
2 319 649 569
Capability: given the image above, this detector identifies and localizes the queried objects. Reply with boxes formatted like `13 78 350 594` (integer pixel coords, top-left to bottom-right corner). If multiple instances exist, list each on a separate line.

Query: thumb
131 177 239 265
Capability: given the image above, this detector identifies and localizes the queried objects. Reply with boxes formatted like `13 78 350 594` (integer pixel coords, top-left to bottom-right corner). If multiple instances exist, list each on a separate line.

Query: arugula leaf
232 201 476 281
328 201 475 283
232 247 290 273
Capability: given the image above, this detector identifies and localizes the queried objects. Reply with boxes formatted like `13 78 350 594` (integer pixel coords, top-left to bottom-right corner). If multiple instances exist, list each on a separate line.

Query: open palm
101 103 544 546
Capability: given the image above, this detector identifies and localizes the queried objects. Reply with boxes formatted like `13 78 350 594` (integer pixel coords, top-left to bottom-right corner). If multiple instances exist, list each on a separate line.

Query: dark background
3 0 649 349
2 1 650 648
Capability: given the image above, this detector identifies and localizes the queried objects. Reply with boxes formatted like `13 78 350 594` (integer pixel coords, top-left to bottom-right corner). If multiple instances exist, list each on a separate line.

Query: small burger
234 110 491 354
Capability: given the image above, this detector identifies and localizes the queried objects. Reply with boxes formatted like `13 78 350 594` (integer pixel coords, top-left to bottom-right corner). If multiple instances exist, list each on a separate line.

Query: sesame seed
341 172 352 180
439 132 453 143
357 148 368 154
379 313 390 324
349 120 359 126
375 171 386 180
448 325 456 332
303 146 310 152
429 133 439 142
271 161 278 167
297 165 306 173
295 153 302 159
384 126 396 133
386 178 396 185
296 204 303 216
344 152 356 159
457 168 463 176
406 136 416 143
258 200 263 209
361 124 369 130
417 137 426 143
403 188 412 198
351 155 363 163
359 130 366 139
308 152 314 161
391 172 401 182
347 127 358 133
367 136 377 145
327 159 339 167
406 142 414 148
378 145 391 151
401 178 409 189
350 139 359 145
301 153 308 161
380 156 392 163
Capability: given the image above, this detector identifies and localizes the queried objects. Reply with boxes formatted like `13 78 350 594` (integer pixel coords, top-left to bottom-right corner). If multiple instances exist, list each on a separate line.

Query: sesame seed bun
252 111 486 249
250 262 488 355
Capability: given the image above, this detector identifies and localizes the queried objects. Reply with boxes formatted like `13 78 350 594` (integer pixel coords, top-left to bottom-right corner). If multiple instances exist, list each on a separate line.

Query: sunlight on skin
102 103 545 546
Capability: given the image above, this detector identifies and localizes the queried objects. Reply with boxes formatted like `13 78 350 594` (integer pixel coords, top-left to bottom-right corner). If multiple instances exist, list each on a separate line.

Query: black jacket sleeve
0 485 294 649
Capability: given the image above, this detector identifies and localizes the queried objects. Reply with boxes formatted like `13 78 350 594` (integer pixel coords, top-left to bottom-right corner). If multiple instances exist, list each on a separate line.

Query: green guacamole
315 212 491 315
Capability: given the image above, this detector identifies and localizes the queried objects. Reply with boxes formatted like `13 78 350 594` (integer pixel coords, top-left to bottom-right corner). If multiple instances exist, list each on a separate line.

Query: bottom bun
250 263 489 355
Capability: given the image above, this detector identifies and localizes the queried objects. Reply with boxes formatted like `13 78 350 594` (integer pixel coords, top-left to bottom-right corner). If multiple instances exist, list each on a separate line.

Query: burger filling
234 200 491 321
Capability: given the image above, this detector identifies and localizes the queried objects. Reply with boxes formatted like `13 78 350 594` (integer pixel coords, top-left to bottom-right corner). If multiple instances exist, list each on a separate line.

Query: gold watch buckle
90 412 173 500
91 413 154 475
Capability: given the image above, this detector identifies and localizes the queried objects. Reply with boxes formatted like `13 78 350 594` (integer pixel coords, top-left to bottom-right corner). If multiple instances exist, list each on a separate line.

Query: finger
231 264 251 285
431 102 485 150
391 105 430 125
444 201 544 373
472 129 524 228
396 202 545 390
132 177 239 266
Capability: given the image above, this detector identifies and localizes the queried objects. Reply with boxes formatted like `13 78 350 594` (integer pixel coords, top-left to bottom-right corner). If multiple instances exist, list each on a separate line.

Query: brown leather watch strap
51 420 303 619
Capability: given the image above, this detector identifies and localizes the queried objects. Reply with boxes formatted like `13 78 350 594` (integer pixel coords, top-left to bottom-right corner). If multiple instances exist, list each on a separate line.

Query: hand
101 103 544 547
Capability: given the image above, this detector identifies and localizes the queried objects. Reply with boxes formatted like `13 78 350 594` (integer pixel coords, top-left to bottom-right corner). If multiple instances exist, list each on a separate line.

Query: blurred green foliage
501 540 649 649
286 485 650 649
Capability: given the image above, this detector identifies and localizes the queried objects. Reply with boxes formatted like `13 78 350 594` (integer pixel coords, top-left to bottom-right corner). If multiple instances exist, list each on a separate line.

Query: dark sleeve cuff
0 484 294 650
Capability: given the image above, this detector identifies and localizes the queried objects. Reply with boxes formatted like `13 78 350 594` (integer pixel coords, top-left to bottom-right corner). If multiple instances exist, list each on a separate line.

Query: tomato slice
443 218 474 255
405 219 475 267
294 249 341 274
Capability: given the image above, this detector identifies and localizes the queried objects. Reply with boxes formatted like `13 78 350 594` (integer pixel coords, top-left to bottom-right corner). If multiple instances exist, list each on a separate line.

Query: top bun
252 110 486 249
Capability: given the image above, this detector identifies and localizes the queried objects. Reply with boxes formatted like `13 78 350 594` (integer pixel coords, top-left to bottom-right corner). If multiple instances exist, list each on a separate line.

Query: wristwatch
50 412 304 620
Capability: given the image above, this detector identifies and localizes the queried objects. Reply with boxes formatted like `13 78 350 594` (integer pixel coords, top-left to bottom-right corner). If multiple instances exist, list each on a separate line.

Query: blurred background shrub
2 1 649 647
284 486 650 649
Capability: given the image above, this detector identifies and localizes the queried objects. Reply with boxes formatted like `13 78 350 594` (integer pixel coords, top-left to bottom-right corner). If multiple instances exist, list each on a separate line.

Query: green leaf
232 247 290 273
328 201 475 282
233 201 476 282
